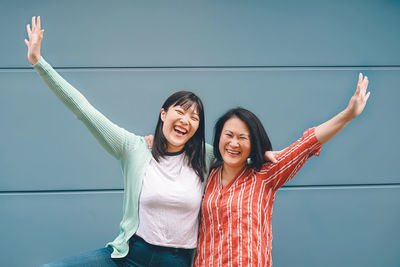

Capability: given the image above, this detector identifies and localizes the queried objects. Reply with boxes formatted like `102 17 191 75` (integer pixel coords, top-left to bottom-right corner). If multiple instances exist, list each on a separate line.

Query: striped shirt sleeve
33 57 135 160
257 127 322 190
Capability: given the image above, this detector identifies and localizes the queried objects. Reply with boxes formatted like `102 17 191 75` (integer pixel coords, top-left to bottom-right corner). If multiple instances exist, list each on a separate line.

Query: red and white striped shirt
194 128 322 267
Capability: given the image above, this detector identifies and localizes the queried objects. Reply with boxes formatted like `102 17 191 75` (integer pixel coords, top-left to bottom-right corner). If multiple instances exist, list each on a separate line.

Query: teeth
174 127 187 135
227 149 240 155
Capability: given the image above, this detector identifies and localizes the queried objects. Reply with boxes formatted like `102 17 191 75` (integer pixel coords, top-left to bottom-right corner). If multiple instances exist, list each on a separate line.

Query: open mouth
174 126 188 136
226 149 241 156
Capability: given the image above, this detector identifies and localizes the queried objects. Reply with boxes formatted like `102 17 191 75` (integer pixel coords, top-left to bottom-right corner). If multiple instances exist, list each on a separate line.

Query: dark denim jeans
38 235 194 267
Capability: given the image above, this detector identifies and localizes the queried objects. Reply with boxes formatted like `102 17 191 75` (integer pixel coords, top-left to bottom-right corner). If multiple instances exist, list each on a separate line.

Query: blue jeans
38 235 195 267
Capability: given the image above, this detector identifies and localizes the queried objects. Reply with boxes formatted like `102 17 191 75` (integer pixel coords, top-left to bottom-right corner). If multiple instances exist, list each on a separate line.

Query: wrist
341 108 355 122
29 56 39 65
29 51 41 65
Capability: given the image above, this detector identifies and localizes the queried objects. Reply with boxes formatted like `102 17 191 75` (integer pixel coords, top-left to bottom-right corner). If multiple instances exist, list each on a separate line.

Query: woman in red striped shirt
194 74 370 267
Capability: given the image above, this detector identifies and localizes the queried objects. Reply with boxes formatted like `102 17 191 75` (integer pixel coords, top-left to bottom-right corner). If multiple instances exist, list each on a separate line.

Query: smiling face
160 103 200 153
219 117 251 171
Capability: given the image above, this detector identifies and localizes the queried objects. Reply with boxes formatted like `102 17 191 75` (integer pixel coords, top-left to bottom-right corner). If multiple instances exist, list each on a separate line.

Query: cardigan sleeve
256 127 322 190
33 57 135 160
205 143 215 171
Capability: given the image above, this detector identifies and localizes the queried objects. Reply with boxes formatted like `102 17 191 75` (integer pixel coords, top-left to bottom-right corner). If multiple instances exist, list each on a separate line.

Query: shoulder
124 132 152 156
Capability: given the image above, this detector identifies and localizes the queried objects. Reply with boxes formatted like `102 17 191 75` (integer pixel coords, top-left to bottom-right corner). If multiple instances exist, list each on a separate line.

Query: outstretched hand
314 73 371 144
264 150 280 164
346 73 371 119
24 16 44 65
144 135 154 149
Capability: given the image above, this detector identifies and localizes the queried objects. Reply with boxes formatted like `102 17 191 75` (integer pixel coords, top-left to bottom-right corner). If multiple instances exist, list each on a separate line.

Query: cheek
192 121 200 131
218 138 226 156
245 145 251 158
161 120 172 135
188 121 200 136
161 125 168 138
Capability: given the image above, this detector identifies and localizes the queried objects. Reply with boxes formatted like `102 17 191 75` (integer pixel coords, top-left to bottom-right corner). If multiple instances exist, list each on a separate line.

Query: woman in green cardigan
26 16 210 267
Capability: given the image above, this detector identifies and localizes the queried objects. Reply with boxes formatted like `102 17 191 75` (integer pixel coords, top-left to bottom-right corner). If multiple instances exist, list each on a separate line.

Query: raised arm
24 16 136 159
315 73 370 144
257 74 370 189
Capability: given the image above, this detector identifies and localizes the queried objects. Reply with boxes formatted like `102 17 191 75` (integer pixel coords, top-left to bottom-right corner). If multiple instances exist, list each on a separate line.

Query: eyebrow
176 105 199 115
223 130 249 137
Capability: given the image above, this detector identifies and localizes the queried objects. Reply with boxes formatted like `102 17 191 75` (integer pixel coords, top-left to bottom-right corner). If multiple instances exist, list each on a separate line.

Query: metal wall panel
272 186 400 267
1 188 399 267
1 0 400 68
0 192 123 267
1 69 398 190
1 1 398 266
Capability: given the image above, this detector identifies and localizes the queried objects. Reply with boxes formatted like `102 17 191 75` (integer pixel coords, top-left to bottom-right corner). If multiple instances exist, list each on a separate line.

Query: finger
26 24 31 36
24 39 29 47
355 73 363 95
364 78 369 94
272 150 283 156
365 91 371 102
360 76 368 96
265 151 278 164
37 16 41 30
32 16 36 30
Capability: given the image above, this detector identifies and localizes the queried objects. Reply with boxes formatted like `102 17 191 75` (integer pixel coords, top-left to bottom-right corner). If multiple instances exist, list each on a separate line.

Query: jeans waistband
131 234 195 254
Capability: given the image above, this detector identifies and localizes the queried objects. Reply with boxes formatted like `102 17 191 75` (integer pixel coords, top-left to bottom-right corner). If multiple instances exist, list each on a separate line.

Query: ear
160 108 166 122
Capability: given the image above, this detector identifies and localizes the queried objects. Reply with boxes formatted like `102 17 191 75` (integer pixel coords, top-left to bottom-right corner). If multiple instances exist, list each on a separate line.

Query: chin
223 159 246 168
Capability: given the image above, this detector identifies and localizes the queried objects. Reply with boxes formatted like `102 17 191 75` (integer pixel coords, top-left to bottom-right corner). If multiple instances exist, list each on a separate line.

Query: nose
229 137 239 147
179 115 189 125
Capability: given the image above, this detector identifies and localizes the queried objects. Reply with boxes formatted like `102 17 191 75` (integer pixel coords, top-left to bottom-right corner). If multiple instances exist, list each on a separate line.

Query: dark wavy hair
152 91 206 181
212 107 272 171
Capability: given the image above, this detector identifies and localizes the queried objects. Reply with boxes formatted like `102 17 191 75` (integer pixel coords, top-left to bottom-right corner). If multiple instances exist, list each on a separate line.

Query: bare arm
315 73 370 144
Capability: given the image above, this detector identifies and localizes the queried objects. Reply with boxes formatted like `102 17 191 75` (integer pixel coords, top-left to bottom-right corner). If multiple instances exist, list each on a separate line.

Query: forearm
34 57 92 118
34 57 129 159
314 108 353 144
25 17 132 159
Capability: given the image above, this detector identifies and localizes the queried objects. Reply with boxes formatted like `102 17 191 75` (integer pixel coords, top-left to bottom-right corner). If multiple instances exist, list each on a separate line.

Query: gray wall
1 1 399 266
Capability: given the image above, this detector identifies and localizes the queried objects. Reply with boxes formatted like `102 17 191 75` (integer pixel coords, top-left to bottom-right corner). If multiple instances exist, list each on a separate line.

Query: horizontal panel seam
2 183 400 195
1 65 400 72
0 189 124 196
280 183 400 191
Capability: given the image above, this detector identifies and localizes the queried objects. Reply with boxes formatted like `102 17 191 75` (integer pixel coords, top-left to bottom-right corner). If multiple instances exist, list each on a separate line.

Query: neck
166 144 184 153
221 163 246 187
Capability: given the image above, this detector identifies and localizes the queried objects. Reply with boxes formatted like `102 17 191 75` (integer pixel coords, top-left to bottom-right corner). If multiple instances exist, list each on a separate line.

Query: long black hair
152 91 206 181
212 107 272 171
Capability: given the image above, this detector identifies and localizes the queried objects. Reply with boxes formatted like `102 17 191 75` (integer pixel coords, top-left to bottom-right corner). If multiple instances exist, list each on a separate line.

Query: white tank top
136 150 203 248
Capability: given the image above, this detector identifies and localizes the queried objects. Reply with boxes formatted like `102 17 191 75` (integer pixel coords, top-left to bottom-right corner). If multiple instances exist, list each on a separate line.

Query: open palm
347 73 371 119
24 16 44 65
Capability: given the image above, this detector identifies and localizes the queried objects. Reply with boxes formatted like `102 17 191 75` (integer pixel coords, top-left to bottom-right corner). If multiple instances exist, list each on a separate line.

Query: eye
225 133 233 138
175 109 184 115
191 116 199 122
239 136 248 140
